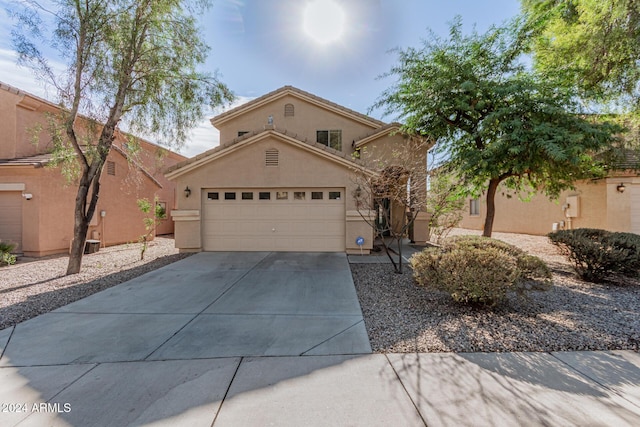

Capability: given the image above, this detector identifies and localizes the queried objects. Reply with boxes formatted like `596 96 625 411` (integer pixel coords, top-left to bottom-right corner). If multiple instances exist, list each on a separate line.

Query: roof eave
165 129 376 180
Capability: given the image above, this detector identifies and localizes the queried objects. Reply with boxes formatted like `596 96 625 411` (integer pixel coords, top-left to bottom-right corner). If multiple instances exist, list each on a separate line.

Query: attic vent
265 149 279 167
106 161 116 176
284 103 294 117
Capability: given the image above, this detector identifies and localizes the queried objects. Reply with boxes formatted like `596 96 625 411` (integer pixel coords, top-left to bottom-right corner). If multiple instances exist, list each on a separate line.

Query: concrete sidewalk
0 252 639 426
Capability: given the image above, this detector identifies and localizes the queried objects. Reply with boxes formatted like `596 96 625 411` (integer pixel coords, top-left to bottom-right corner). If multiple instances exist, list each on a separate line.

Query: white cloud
0 49 52 98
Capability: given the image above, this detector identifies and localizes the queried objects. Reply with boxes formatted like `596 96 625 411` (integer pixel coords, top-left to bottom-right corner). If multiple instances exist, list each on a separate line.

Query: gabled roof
0 146 163 188
0 80 186 163
354 123 404 148
0 153 51 167
165 127 374 180
210 86 385 129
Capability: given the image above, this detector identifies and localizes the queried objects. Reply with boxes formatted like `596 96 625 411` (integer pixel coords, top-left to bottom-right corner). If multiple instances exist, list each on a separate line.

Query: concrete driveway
1 252 371 366
1 252 639 426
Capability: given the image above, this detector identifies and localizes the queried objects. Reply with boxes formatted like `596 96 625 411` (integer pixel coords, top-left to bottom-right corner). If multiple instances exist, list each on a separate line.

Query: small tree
10 0 233 274
426 167 465 244
0 241 17 266
372 18 621 237
137 197 166 260
352 135 430 273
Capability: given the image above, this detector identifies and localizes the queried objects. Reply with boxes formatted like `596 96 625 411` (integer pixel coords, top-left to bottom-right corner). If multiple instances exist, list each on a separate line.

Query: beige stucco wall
357 133 431 243
0 89 18 159
170 134 374 253
111 139 185 235
0 152 160 256
215 94 379 156
458 179 635 235
0 84 185 255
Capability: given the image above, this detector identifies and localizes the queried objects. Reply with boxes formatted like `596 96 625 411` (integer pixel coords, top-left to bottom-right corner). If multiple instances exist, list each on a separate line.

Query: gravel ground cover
0 237 191 330
352 229 640 353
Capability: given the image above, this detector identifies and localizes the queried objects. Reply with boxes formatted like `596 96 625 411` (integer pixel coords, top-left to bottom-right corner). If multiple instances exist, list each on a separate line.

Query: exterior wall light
184 186 191 198
616 183 626 193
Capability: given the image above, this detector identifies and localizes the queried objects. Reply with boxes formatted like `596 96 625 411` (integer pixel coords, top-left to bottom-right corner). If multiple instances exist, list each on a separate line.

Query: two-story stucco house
166 86 430 254
0 82 186 256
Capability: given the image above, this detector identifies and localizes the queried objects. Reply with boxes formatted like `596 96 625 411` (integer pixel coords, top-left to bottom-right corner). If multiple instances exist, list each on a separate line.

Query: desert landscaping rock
0 237 191 330
352 229 640 353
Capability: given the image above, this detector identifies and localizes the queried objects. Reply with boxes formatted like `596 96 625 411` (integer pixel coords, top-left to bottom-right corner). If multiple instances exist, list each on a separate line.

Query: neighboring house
0 82 186 256
165 85 430 254
459 158 640 236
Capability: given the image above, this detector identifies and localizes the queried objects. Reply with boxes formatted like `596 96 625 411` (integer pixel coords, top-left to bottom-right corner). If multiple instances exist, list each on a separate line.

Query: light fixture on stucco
184 186 191 198
616 183 626 193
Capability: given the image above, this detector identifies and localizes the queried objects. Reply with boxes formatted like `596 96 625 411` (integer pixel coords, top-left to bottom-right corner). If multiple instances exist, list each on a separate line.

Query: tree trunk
67 180 92 275
66 164 104 275
482 178 500 237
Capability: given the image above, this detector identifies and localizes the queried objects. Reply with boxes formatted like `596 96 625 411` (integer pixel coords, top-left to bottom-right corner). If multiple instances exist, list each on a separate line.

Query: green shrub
548 228 640 283
0 240 16 266
411 235 551 307
441 235 552 282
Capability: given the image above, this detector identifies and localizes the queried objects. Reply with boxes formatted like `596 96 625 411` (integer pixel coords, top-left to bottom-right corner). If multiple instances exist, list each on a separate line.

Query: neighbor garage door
202 188 345 252
631 184 640 235
0 192 22 253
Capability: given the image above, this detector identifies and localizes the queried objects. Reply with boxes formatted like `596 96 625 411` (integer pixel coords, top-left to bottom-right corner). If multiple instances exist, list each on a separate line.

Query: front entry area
202 188 345 252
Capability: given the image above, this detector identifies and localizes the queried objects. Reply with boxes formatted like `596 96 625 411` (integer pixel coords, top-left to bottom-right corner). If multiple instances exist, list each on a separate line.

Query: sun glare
303 0 346 45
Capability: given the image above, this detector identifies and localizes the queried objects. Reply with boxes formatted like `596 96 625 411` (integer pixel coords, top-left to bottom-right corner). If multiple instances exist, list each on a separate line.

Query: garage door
0 192 22 253
203 188 345 252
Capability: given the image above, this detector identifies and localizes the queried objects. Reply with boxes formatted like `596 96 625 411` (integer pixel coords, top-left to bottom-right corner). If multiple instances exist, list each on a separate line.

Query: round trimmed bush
411 235 551 307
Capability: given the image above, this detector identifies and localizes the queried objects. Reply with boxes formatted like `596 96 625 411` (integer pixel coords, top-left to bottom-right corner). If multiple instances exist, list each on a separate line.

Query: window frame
470 199 480 216
316 129 342 151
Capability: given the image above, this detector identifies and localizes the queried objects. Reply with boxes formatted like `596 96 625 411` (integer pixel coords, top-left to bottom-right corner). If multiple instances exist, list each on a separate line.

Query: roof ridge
211 85 385 127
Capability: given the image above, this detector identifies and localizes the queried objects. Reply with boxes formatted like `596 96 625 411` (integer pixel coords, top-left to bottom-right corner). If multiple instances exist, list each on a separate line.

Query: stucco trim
0 183 26 191
165 129 377 180
346 210 376 221
211 86 384 129
171 210 200 221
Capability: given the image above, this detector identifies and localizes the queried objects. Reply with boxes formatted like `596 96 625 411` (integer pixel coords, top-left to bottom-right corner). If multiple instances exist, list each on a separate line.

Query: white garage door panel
0 192 23 252
203 188 345 252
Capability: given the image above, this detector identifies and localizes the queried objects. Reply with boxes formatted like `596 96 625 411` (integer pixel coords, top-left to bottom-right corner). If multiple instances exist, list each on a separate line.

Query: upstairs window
284 103 295 117
316 130 342 151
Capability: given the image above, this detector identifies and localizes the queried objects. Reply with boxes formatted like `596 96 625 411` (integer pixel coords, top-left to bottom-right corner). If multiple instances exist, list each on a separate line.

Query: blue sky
0 0 522 157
